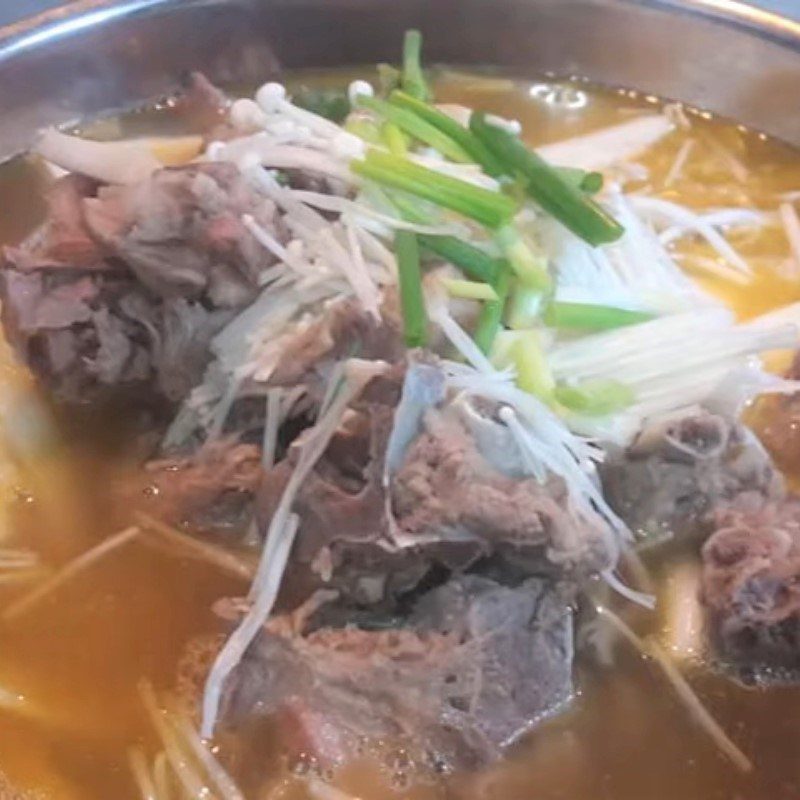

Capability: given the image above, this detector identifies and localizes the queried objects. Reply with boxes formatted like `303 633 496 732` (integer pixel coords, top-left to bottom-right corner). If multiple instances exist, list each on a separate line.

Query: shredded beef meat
83 162 280 306
1 164 286 403
600 409 782 541
4 174 106 271
134 439 263 533
221 575 574 771
267 297 404 390
701 497 800 683
258 364 614 608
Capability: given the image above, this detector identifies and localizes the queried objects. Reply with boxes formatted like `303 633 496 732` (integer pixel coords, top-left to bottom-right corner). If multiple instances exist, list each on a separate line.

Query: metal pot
0 0 797 160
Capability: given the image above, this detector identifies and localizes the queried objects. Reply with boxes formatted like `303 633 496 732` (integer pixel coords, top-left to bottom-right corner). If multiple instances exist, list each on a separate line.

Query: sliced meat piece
393 402 613 577
701 497 800 683
1 165 286 404
221 575 574 771
4 174 107 271
266 296 404 391
1 266 234 404
83 162 282 307
258 364 614 608
600 409 782 542
136 439 263 533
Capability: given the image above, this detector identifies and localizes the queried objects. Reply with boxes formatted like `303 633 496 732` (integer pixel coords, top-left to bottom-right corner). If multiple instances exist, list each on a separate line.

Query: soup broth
0 70 799 800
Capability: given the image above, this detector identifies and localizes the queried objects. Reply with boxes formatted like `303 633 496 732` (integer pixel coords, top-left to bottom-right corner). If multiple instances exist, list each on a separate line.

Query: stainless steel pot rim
2 0 799 58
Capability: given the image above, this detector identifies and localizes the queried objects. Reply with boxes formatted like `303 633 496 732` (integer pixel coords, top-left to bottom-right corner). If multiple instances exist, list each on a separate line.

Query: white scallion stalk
289 189 467 237
426 282 496 374
3 527 140 620
440 277 499 302
537 115 674 170
128 748 158 800
663 137 696 187
243 214 313 275
630 195 751 275
659 208 771 247
595 605 752 773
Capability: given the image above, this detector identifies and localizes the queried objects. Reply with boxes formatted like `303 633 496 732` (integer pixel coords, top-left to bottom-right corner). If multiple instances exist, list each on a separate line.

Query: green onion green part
385 189 503 283
510 331 555 399
401 29 430 102
352 151 518 229
356 95 471 162
581 171 604 194
377 63 402 96
345 116 382 144
506 283 545 330
554 379 635 415
470 112 625 246
394 230 427 347
291 87 351 123
388 90 505 176
441 277 499 302
496 224 551 290
556 167 604 195
474 262 511 354
418 235 501 283
382 121 408 155
543 301 655 331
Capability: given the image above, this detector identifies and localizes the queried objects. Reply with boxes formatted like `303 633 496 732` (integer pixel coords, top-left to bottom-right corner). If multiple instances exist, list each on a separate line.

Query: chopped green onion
377 187 437 225
506 283 545 330
352 151 518 229
345 116 382 144
556 167 604 195
495 224 551 290
510 331 555 399
377 63 402 96
382 121 408 155
356 95 470 162
581 171 604 194
441 277 499 302
394 231 427 347
470 112 624 246
388 90 505 176
543 301 655 331
475 262 511 354
401 29 430 102
386 189 502 283
554 379 634 415
418 236 501 283
291 87 350 123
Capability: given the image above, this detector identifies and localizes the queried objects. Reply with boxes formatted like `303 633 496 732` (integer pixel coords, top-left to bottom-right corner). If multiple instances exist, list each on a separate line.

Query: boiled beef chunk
83 162 280 307
600 409 781 541
266 296 404 391
257 365 614 607
1 164 287 403
393 403 612 577
135 439 263 534
1 269 233 403
4 174 106 271
221 576 574 771
701 498 800 683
